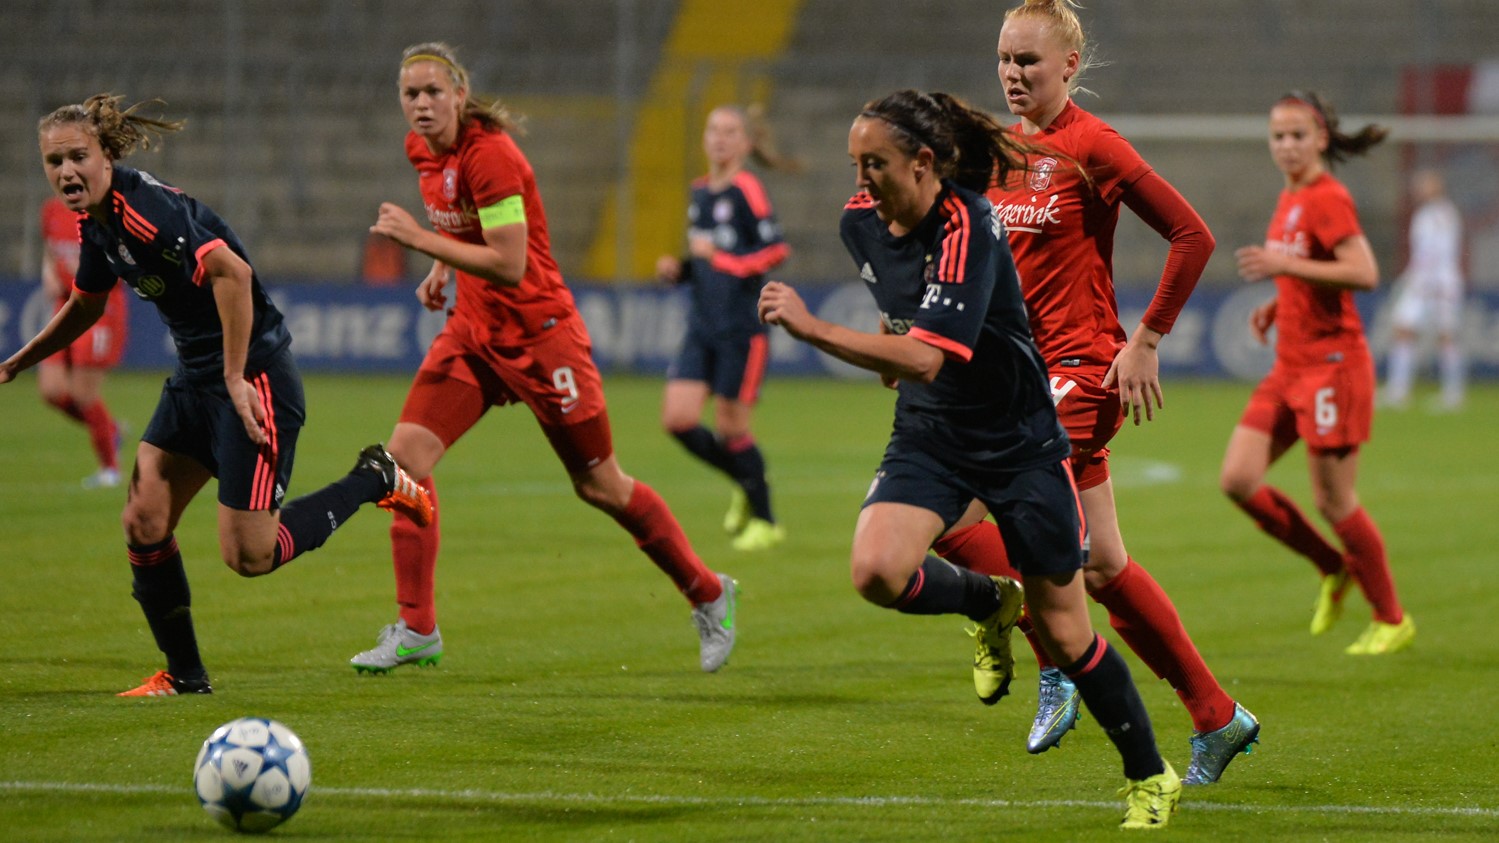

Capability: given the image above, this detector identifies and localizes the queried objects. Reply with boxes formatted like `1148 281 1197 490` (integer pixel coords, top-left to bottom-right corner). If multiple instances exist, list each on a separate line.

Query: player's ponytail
1278 90 1387 168
38 94 184 161
860 89 1044 193
400 42 525 135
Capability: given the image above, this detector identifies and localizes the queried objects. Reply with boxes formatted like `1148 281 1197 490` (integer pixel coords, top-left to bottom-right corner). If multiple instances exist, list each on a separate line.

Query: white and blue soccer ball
193 717 311 833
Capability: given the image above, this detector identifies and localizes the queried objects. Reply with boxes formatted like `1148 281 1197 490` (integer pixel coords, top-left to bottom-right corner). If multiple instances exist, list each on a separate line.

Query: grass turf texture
2 371 1496 841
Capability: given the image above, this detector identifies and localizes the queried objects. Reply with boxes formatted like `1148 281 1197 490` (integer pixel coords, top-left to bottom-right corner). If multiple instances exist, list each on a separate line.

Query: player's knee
1219 468 1255 503
121 505 169 546
221 546 275 578
572 474 629 513
849 555 905 606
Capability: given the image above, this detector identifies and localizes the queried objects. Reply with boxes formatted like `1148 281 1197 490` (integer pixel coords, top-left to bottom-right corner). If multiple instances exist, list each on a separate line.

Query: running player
36 195 129 488
758 89 1180 830
1223 90 1414 656
0 94 432 696
656 105 791 552
352 43 737 675
931 0 1258 786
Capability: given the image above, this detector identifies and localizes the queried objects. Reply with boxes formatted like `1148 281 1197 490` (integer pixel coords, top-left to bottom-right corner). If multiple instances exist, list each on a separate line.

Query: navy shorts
142 351 306 512
667 326 769 404
863 439 1085 577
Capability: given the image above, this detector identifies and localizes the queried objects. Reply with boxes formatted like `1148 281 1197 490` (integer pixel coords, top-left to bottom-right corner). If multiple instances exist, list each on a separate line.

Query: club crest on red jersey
1029 157 1058 192
442 168 458 201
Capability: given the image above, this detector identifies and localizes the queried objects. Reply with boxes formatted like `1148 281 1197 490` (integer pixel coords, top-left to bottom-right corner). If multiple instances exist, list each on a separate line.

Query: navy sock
1063 635 1165 781
272 470 384 567
671 425 737 476
891 555 1000 621
724 439 774 522
128 536 204 680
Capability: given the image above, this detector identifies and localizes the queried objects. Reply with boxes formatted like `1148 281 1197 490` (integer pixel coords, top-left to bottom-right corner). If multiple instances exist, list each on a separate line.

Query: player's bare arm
1104 324 1165 425
760 280 944 384
0 289 107 383
205 246 269 446
371 201 526 286
1235 235 1377 291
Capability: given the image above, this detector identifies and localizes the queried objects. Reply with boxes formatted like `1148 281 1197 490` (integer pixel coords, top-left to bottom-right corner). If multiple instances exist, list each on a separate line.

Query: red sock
1236 486 1344 576
1332 508 1403 624
612 481 721 605
392 476 439 635
1017 613 1055 669
45 394 87 423
932 520 1022 580
78 401 119 470
932 522 1051 668
1090 559 1234 733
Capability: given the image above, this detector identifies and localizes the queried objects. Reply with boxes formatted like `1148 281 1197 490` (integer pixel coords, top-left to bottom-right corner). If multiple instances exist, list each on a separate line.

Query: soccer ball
193 717 311 833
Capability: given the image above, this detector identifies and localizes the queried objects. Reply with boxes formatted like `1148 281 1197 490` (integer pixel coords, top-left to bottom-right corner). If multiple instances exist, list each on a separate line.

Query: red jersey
1262 172 1368 365
987 101 1194 367
40 197 83 302
406 121 575 346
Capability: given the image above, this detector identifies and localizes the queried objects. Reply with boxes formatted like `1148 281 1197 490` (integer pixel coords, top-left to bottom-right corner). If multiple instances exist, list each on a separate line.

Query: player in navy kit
657 105 791 552
757 89 1180 829
0 94 432 696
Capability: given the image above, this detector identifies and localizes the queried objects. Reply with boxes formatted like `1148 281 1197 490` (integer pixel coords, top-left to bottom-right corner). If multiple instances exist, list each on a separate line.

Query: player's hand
227 376 269 446
1104 340 1163 425
1234 245 1279 282
371 202 424 249
655 255 683 283
0 360 17 385
687 232 715 260
1248 299 1278 345
758 281 816 340
416 263 451 312
877 322 898 389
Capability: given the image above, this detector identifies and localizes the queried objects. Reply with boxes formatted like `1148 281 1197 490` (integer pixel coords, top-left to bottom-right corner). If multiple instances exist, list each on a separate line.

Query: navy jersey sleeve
907 194 995 363
123 170 231 287
74 236 118 295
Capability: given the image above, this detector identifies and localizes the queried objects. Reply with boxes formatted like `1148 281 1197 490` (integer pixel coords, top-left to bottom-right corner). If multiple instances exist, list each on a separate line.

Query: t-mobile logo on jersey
991 194 1063 234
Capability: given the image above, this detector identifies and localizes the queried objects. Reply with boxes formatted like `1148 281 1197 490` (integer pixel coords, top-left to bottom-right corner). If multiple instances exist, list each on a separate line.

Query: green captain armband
478 194 526 229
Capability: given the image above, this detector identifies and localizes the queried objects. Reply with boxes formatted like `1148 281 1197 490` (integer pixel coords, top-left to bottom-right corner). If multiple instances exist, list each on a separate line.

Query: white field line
3 780 1496 818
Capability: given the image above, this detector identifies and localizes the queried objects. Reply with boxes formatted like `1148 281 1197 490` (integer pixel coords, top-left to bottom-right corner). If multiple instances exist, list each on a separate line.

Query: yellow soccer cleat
968 576 1025 705
1310 569 1350 635
722 488 751 536
1119 760 1182 830
731 518 785 552
1345 614 1416 655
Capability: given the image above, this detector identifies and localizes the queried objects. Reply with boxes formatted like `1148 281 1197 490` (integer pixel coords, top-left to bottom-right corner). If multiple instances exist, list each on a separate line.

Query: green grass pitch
2 371 1496 841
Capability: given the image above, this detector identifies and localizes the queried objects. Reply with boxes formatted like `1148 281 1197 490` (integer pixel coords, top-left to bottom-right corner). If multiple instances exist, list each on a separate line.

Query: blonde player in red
37 195 129 487
1222 90 1413 657
351 42 737 675
935 0 1257 786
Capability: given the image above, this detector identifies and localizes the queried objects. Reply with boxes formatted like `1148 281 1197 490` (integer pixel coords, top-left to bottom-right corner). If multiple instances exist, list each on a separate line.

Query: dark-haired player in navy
757 89 1180 830
1 94 432 697
657 105 792 552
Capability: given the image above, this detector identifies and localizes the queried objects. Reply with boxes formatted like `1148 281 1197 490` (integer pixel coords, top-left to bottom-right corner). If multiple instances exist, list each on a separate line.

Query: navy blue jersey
74 166 289 381
839 181 1068 473
682 170 789 336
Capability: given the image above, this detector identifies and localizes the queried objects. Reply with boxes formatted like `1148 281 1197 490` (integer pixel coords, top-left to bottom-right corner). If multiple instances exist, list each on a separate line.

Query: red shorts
42 288 127 369
399 313 614 473
1239 350 1375 453
1049 363 1124 491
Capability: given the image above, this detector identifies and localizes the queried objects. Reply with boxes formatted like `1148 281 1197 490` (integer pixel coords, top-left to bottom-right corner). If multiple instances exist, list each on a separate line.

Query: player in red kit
37 195 129 487
934 0 1258 786
1221 90 1413 656
353 43 737 675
